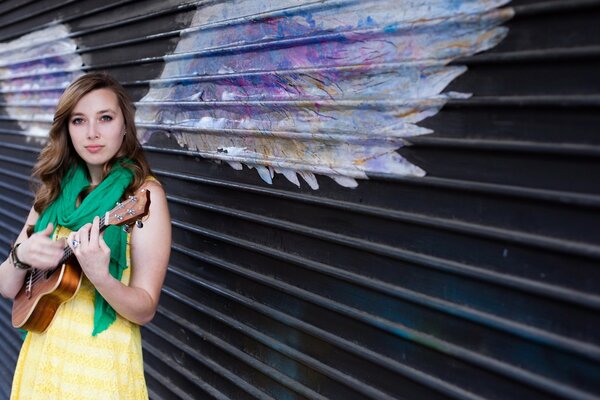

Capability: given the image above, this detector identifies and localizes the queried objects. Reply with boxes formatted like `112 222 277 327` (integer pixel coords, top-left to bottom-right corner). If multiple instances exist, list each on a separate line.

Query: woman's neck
87 164 103 185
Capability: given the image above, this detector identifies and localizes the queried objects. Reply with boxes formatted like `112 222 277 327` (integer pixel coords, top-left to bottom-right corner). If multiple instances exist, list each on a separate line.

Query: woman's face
68 88 125 175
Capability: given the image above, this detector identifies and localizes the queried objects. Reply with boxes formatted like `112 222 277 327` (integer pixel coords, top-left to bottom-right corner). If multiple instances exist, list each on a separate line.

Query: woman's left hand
67 216 111 285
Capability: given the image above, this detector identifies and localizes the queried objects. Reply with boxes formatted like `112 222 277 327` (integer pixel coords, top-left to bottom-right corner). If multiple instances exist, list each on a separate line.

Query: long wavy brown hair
31 72 153 214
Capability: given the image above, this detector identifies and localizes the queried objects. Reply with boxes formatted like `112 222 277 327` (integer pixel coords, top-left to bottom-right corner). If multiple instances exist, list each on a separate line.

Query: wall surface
0 1 599 399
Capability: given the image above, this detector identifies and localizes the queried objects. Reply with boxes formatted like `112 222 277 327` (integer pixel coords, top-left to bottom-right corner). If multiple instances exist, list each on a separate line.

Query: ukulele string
28 242 76 286
28 216 107 286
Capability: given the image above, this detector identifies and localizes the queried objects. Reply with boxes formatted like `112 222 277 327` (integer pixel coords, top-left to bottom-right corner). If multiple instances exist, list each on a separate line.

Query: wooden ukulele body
12 262 82 332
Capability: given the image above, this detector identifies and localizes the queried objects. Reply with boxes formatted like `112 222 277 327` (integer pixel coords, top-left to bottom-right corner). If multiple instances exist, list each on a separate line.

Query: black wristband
10 243 32 270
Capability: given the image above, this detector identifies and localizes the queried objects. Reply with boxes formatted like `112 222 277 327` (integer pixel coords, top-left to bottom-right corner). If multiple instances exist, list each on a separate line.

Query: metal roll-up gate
0 1 599 399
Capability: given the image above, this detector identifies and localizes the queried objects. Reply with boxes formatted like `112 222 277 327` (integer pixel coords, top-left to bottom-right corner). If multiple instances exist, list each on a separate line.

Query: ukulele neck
57 214 109 265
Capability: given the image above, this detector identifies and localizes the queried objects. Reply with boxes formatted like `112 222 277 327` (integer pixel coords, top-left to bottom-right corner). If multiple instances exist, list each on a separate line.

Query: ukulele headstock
105 188 151 231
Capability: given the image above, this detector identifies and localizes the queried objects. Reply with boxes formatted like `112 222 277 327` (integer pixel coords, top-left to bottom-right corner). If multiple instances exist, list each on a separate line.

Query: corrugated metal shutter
0 1 599 399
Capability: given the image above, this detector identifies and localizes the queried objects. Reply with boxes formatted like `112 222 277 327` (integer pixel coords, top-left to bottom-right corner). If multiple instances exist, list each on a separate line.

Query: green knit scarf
34 160 133 336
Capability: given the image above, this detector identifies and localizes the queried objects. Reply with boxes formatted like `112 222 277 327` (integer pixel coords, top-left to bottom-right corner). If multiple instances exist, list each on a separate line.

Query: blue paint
133 1 514 189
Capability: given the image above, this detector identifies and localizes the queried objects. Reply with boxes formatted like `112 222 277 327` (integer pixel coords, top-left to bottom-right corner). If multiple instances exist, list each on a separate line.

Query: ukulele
12 188 151 333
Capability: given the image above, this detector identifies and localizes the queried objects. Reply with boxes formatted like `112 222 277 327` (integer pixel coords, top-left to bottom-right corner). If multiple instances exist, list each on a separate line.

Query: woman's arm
0 208 66 299
70 181 171 325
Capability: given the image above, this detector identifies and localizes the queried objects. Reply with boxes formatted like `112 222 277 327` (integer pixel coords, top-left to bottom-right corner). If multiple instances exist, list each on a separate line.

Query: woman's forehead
72 88 120 115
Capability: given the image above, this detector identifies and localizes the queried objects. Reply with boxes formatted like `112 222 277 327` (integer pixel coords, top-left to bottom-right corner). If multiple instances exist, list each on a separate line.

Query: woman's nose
87 123 100 139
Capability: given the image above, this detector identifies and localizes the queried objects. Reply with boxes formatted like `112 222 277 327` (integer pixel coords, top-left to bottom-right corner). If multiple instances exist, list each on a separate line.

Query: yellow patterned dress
10 227 148 399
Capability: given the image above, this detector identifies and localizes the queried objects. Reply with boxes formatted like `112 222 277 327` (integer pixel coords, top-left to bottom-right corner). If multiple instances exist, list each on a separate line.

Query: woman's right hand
15 223 65 270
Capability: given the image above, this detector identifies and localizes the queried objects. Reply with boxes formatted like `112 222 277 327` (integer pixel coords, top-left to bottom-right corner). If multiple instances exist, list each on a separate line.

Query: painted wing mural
0 0 513 189
136 0 513 188
0 24 83 139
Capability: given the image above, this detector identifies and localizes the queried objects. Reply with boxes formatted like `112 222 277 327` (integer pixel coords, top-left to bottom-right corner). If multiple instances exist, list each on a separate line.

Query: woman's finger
89 216 100 248
98 231 111 254
40 222 54 237
51 238 66 263
78 223 92 248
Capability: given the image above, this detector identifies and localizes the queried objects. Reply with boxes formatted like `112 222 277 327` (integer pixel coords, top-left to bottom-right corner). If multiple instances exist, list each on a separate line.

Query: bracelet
10 243 32 271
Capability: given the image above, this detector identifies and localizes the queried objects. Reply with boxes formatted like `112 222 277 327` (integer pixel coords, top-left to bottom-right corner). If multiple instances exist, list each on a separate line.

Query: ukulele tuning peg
122 225 131 233
136 220 144 229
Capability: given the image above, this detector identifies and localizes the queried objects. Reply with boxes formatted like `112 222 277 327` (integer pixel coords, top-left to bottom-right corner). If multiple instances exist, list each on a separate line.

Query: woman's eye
100 115 113 122
71 118 83 125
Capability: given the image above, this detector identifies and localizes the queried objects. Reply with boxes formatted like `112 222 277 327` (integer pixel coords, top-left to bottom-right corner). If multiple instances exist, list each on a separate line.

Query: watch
10 243 32 270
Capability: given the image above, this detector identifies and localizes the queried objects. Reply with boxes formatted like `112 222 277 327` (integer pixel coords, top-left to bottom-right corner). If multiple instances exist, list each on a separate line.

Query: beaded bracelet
10 243 32 270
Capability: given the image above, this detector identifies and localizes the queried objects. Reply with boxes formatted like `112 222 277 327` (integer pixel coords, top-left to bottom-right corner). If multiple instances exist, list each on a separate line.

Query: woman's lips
85 145 104 153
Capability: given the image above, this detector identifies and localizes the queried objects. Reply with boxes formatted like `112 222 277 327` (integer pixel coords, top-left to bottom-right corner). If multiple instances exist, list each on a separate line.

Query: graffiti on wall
0 1 513 189
136 0 513 188
0 24 83 138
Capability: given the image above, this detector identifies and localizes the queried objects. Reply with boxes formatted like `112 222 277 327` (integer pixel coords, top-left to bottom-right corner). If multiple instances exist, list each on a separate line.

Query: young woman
0 72 171 399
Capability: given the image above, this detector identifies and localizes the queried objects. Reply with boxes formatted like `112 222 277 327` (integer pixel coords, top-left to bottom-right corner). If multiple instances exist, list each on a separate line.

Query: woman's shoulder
144 175 160 184
132 177 170 234
138 177 167 209
140 176 163 193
